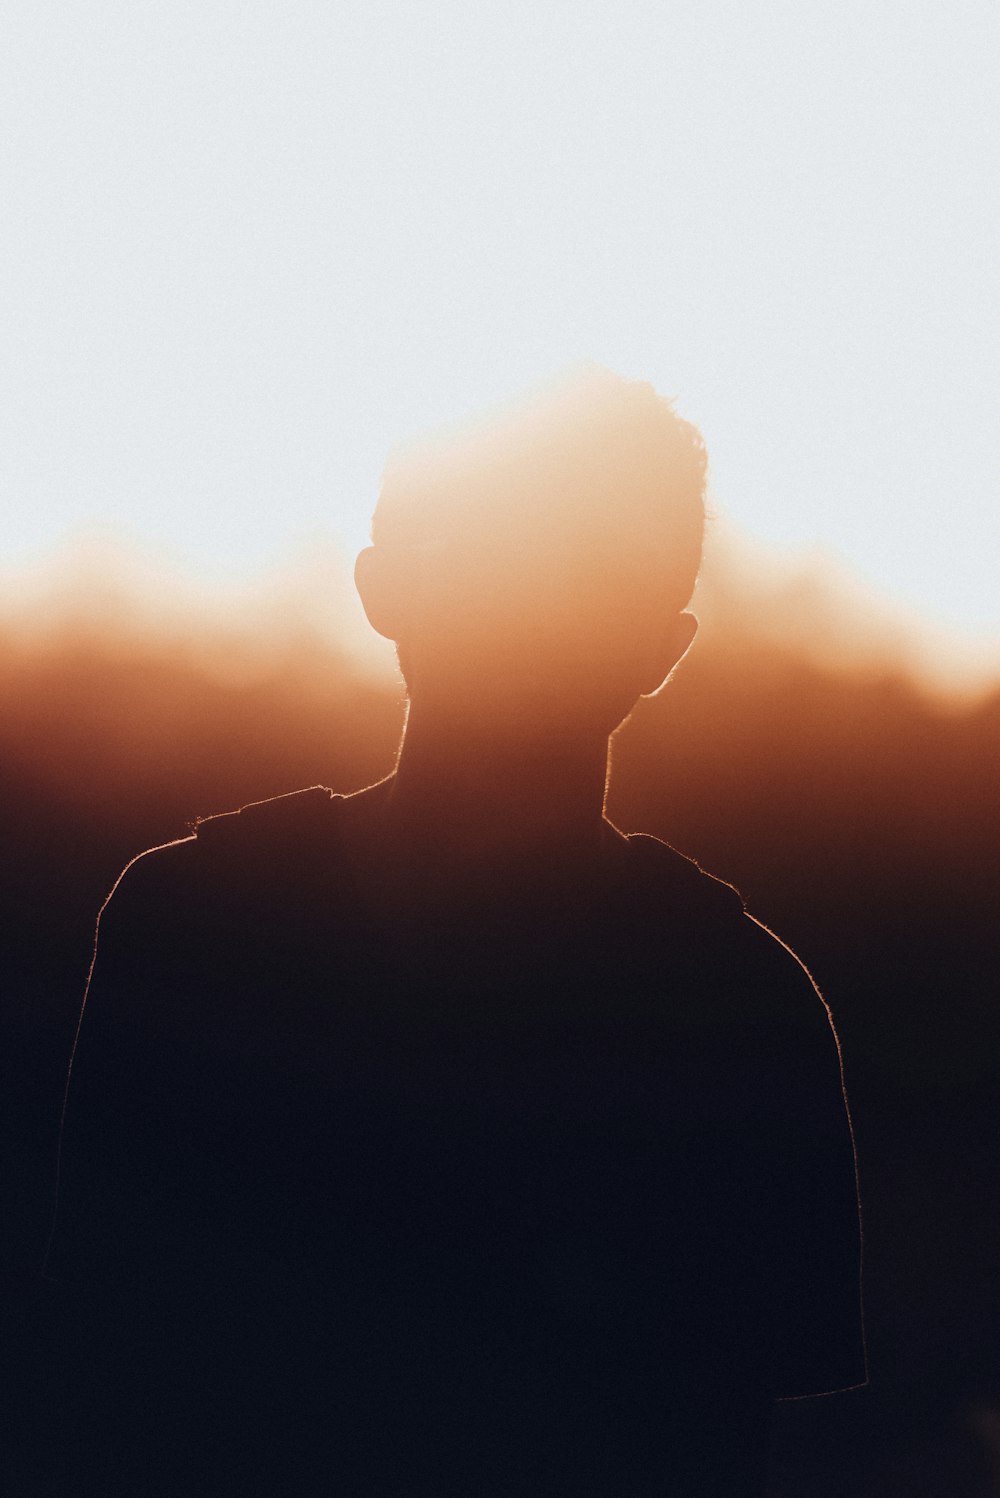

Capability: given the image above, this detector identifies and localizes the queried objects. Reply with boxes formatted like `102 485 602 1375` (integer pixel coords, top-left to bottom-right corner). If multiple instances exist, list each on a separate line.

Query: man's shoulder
621 830 833 1033
621 830 746 917
191 784 340 847
101 785 364 936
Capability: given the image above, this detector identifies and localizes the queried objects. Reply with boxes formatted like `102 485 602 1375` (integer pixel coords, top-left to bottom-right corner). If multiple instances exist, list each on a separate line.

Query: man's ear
354 546 408 642
639 610 698 698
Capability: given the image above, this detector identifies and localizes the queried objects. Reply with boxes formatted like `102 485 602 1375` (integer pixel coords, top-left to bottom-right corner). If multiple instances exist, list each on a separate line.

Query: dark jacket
47 784 865 1496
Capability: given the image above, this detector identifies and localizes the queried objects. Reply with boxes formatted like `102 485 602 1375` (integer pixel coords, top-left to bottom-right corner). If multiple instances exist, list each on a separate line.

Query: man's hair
372 363 708 613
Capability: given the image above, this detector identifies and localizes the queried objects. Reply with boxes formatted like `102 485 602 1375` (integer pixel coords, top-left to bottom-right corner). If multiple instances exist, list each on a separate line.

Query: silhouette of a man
48 367 865 1495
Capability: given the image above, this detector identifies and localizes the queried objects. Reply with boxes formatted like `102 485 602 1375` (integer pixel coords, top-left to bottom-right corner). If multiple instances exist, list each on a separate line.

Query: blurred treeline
2 536 998 1495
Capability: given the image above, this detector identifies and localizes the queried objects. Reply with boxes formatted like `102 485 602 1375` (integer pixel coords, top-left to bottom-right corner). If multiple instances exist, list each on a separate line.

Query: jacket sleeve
43 838 204 1479
741 915 867 1399
47 837 200 1293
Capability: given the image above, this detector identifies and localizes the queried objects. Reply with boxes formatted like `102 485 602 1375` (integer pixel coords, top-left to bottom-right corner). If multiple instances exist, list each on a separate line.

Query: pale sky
2 1 997 641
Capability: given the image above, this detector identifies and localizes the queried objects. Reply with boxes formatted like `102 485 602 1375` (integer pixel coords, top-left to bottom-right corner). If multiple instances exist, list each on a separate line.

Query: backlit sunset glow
2 518 996 704
2 517 995 854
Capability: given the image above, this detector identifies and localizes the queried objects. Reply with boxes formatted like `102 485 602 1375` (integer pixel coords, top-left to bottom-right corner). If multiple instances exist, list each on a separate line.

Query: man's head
356 364 707 738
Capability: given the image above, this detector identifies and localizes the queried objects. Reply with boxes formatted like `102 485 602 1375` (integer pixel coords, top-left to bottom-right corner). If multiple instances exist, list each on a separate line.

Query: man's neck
384 700 612 870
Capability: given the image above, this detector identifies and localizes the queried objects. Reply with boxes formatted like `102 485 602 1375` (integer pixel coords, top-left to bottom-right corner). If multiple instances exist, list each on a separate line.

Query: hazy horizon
3 508 997 706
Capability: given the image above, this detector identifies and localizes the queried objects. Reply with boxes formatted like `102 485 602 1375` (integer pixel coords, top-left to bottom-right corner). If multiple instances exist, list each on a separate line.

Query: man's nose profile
43 363 865 1497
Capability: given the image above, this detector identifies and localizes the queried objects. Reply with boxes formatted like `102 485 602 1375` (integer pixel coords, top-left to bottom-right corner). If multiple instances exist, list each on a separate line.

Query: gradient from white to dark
2 2 997 649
